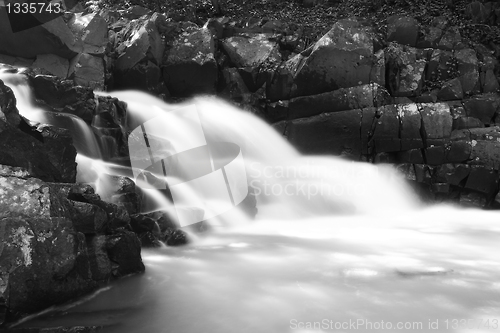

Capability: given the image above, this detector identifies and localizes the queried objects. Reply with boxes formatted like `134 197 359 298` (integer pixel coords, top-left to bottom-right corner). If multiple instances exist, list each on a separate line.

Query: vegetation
84 0 500 49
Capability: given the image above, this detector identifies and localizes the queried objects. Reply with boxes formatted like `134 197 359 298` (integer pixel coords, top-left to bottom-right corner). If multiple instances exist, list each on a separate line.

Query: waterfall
2 72 499 333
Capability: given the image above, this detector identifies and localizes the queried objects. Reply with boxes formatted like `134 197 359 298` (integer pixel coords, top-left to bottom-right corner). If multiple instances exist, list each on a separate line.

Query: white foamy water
1 77 499 333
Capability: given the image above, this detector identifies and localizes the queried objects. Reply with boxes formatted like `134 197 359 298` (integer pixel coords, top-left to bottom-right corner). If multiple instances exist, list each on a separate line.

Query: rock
387 15 419 47
106 230 145 278
446 140 472 162
67 12 109 55
0 164 144 320
68 53 105 90
427 49 455 83
69 201 107 234
281 19 379 98
166 229 188 246
437 78 463 101
113 16 164 92
0 121 77 183
481 69 500 93
437 26 463 51
397 149 424 163
455 48 480 96
466 1 491 23
464 166 498 194
28 75 96 124
386 44 426 97
32 54 70 79
87 235 112 282
399 103 424 150
469 140 500 169
221 33 281 67
0 215 98 319
221 67 251 101
36 125 78 183
371 105 401 153
462 94 500 124
286 83 391 120
114 60 164 93
459 191 487 207
287 109 363 159
96 175 142 215
454 116 484 129
420 103 453 140
425 145 447 164
162 27 217 96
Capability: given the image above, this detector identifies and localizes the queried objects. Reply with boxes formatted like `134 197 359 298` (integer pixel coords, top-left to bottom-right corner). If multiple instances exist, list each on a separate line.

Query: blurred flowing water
1 72 500 333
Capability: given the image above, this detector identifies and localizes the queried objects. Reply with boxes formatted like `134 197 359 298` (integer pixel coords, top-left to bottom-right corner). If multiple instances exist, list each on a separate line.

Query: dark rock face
0 79 77 183
0 164 145 320
162 27 218 96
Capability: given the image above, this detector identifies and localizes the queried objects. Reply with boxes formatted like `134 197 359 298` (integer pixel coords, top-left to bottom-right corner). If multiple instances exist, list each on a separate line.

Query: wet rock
462 94 500 124
97 175 142 215
166 229 189 246
0 215 97 320
266 64 294 101
481 69 500 93
68 53 105 90
221 67 251 101
387 15 419 47
437 26 463 51
67 12 109 55
129 214 163 247
459 191 487 207
466 1 491 23
464 166 498 194
397 149 424 163
446 140 472 162
437 78 463 101
106 230 145 277
69 201 107 234
287 109 363 159
222 33 281 67
282 19 378 98
28 75 96 124
455 48 480 96
371 105 401 153
386 44 426 97
113 16 164 92
114 60 164 93
399 103 424 150
427 49 455 83
420 103 453 140
454 116 484 129
87 235 112 282
32 54 70 79
286 83 391 120
469 140 500 169
425 145 447 165
162 27 217 97
0 165 143 320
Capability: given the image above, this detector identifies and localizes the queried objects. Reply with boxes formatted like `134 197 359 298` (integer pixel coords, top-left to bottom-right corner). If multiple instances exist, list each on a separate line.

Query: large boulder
0 165 144 321
221 33 281 67
0 79 77 183
270 19 382 99
162 27 218 96
113 15 166 93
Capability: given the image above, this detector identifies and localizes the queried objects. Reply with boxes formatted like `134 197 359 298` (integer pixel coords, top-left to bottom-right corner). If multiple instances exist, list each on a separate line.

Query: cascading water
2 72 500 333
